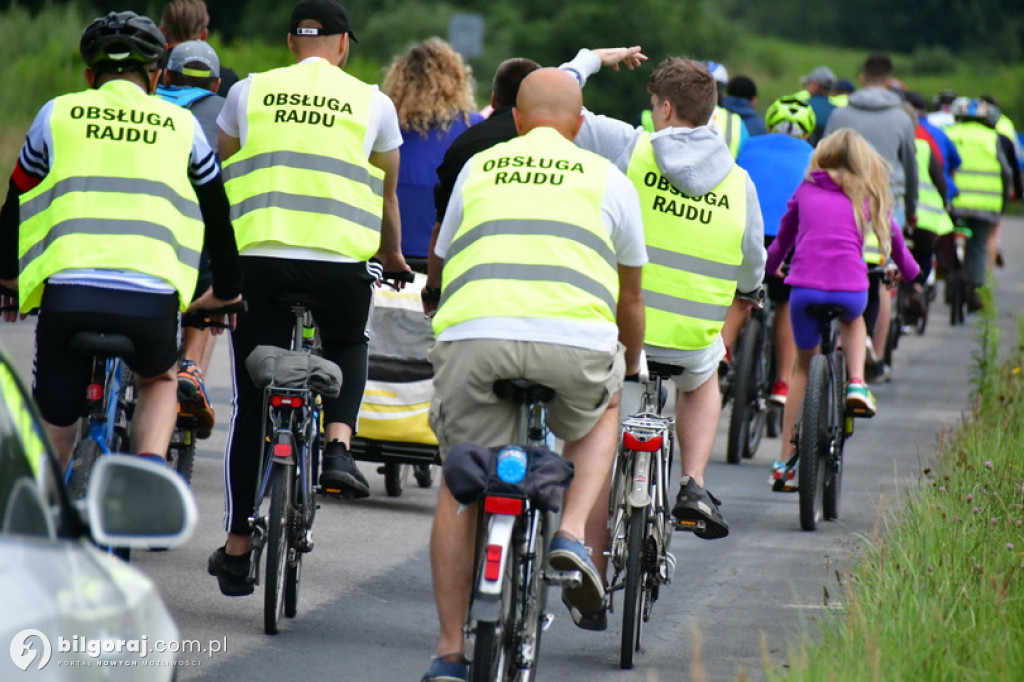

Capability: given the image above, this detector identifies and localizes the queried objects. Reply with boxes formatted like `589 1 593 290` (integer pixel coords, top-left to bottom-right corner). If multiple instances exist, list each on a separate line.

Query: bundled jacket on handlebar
443 441 574 512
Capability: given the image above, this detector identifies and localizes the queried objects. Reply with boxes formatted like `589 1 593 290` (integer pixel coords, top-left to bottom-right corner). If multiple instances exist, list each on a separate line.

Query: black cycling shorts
764 235 791 304
34 285 179 426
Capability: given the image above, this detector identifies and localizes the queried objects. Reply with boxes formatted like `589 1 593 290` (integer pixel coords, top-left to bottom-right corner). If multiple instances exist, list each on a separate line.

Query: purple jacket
766 170 920 292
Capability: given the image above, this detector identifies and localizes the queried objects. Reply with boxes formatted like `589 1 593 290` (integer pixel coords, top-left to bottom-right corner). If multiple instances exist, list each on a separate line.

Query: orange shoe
177 361 214 439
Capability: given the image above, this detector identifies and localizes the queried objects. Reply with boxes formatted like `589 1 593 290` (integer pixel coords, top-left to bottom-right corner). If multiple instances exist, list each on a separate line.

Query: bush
908 45 958 75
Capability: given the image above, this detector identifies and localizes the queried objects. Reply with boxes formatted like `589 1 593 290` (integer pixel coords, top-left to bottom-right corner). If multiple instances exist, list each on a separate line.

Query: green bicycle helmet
80 11 166 71
765 96 817 138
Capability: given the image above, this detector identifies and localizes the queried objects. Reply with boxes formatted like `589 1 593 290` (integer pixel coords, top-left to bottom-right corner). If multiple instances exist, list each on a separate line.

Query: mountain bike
773 305 859 531
245 296 333 635
466 379 580 682
607 361 681 669
727 289 777 464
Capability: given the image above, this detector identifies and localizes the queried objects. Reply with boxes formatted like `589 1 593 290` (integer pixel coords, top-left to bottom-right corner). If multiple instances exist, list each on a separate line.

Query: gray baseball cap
800 66 835 89
167 40 220 78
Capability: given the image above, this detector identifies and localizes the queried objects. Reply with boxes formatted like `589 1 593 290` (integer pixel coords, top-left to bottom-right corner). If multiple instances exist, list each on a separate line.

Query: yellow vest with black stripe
712 106 743 158
222 59 384 260
914 138 954 236
432 127 619 335
946 121 1003 215
18 80 202 313
626 133 746 350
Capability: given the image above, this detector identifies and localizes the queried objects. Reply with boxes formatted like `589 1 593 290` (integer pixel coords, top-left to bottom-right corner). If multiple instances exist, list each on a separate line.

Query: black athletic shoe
207 546 254 596
319 441 370 498
672 476 729 540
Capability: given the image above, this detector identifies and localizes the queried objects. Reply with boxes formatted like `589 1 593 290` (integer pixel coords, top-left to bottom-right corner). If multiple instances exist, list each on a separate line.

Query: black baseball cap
289 0 357 41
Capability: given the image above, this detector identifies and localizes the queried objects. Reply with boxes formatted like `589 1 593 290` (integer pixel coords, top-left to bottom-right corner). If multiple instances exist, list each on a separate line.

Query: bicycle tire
948 269 964 326
798 357 827 531
823 356 846 520
727 316 765 464
620 506 646 669
175 435 196 484
67 438 103 500
264 463 293 634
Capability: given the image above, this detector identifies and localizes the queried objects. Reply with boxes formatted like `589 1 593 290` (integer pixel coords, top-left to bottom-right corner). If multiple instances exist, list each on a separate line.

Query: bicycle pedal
545 569 582 589
773 482 798 493
674 518 706 533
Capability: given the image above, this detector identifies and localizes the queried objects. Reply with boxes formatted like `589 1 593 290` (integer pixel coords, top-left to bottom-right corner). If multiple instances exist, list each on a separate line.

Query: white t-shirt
217 56 403 262
435 132 647 352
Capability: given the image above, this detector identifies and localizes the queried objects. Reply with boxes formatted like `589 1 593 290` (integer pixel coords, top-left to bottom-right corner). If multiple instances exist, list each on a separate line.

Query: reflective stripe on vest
947 122 1003 214
432 127 618 335
18 81 202 312
626 133 746 350
222 60 383 260
914 138 954 236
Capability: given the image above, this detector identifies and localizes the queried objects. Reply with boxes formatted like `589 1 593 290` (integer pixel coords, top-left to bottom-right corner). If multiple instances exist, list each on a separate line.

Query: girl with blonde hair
764 128 919 487
382 38 482 262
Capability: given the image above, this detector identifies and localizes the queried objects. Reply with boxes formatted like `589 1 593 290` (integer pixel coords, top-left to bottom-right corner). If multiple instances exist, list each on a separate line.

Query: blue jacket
722 95 767 137
736 134 814 237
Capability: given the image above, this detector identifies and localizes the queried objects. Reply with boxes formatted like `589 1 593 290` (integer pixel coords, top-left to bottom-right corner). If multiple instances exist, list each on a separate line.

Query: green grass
767 297 1024 681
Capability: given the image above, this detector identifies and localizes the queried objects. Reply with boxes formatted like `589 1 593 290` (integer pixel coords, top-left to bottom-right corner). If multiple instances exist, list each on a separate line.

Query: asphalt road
2 216 1022 681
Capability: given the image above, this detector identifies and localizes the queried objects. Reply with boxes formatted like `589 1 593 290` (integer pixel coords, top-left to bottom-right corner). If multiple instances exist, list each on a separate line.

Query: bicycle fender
627 450 652 508
471 513 516 622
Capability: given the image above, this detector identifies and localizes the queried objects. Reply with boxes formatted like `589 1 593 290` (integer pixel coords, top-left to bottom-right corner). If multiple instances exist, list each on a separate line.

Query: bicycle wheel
948 268 964 326
67 439 103 500
172 428 196 484
727 316 766 464
265 463 293 634
823 357 846 520
620 506 646 669
798 357 828 531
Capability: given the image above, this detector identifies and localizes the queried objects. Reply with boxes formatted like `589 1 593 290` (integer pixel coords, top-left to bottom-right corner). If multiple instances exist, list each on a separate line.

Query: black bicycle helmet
80 11 166 70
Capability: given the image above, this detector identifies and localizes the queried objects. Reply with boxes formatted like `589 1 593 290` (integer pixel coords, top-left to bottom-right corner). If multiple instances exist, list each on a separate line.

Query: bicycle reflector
270 394 303 408
623 432 662 452
86 383 104 401
273 442 292 458
484 544 503 580
484 496 524 515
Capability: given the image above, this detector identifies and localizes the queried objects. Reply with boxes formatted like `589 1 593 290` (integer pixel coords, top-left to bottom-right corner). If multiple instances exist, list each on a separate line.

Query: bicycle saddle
806 304 847 321
646 360 685 378
494 379 555 405
274 293 321 310
69 332 135 359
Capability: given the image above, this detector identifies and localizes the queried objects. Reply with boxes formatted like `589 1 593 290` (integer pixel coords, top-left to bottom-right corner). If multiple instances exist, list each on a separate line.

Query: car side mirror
85 455 197 550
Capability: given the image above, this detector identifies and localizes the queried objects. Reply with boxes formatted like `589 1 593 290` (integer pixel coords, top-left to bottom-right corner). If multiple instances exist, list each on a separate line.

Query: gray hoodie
824 86 918 220
560 49 764 294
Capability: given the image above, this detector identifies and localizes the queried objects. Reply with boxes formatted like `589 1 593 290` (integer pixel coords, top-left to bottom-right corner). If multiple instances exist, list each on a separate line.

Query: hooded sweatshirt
561 47 765 296
824 86 918 220
722 95 767 137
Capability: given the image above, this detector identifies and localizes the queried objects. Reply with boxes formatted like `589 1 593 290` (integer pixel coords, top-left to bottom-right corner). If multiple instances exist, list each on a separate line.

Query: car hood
0 537 178 680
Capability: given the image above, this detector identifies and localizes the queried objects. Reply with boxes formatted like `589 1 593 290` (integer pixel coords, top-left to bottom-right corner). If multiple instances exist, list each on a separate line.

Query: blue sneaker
421 656 468 682
548 534 605 614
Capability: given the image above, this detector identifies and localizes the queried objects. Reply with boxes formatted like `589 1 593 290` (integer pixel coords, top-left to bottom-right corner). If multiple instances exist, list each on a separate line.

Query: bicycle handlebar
182 300 248 329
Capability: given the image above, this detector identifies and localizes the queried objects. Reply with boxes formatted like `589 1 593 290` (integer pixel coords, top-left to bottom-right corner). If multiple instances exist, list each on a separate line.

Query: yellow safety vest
432 127 619 335
914 138 953 236
863 230 882 265
0 359 48 475
946 122 1003 215
222 59 384 260
626 133 746 350
712 106 743 158
18 80 202 312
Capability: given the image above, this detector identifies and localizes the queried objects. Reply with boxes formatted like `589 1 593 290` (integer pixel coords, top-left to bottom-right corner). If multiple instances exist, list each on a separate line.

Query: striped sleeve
12 100 56 191
188 122 221 186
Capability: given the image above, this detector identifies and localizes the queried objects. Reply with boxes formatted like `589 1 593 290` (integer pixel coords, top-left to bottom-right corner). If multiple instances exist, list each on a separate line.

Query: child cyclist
765 128 919 487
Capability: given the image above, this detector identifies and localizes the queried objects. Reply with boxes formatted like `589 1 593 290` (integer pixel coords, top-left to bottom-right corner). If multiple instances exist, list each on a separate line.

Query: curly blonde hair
382 38 477 135
810 129 895 259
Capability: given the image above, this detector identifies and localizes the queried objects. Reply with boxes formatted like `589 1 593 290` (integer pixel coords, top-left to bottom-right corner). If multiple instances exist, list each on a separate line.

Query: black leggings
224 256 375 535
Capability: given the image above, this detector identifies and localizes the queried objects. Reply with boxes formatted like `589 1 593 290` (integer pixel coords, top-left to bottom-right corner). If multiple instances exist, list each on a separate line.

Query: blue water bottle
496 446 528 484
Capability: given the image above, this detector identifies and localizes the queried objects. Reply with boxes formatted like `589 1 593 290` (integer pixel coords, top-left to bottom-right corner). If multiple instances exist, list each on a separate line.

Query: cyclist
735 96 817 406
157 39 226 438
159 0 239 97
560 52 765 539
945 97 1014 309
208 0 410 597
791 66 837 146
0 11 241 470
764 129 919 487
705 61 749 158
722 75 766 137
419 68 646 680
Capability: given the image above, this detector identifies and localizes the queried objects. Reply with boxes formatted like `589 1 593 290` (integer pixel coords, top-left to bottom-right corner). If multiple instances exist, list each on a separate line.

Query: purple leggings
789 287 868 351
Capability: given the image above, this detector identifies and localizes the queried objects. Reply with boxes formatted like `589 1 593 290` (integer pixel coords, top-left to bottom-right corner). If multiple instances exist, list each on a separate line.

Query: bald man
419 68 647 679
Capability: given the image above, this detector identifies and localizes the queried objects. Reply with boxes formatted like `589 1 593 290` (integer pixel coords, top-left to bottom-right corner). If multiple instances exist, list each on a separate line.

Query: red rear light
623 432 663 452
484 544 503 581
484 496 524 515
270 395 303 408
273 443 292 458
86 383 103 401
